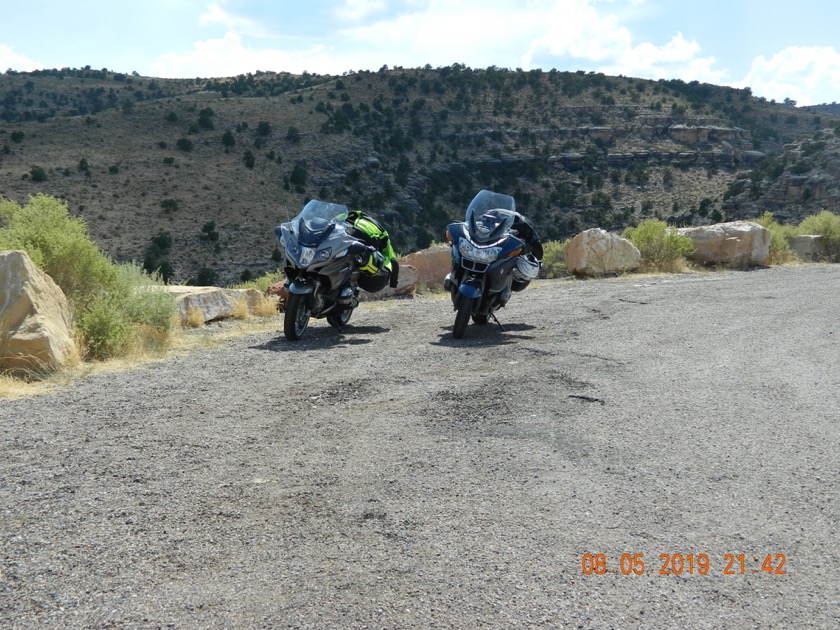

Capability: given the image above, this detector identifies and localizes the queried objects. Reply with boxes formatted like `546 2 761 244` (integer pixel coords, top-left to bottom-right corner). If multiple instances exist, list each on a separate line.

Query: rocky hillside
1 66 839 284
722 131 840 223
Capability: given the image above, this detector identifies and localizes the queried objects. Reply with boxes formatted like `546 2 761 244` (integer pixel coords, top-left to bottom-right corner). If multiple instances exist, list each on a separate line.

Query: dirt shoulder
2 265 838 628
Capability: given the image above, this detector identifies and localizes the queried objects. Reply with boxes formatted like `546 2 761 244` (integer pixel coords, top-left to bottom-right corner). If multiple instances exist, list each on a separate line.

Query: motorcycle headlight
315 247 331 262
458 238 502 263
299 246 316 266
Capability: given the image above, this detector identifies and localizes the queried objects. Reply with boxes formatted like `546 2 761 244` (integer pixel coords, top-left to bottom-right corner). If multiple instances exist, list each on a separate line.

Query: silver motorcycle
275 200 372 341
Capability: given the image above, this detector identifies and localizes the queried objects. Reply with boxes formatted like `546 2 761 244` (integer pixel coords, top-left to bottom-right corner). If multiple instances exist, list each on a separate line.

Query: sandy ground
2 265 838 629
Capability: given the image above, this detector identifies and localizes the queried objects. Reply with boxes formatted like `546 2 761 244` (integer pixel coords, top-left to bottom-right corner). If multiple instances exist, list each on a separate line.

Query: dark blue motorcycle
444 190 541 339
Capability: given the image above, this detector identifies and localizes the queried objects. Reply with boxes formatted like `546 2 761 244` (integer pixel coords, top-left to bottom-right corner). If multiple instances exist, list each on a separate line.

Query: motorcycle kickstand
490 311 505 332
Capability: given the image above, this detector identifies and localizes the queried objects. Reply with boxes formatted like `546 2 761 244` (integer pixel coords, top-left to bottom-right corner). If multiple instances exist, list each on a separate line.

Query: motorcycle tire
472 313 488 325
327 307 353 329
284 292 311 340
452 297 476 339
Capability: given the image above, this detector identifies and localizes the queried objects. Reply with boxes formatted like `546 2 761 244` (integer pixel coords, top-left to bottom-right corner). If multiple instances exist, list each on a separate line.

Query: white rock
0 250 78 374
677 221 769 266
161 286 267 325
566 229 641 277
788 234 827 261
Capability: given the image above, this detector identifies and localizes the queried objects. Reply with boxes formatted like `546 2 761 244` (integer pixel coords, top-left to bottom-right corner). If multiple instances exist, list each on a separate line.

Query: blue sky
2 0 838 106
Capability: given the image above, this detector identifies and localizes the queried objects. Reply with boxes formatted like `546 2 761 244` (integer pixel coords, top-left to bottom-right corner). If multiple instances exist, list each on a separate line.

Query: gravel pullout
2 264 838 628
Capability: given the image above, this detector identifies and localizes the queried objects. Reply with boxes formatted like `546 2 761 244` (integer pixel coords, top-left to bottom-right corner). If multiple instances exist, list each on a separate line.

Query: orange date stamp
580 553 787 576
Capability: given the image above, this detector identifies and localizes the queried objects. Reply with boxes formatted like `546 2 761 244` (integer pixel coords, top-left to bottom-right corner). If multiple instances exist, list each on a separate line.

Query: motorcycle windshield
297 199 350 224
465 190 516 244
293 200 349 247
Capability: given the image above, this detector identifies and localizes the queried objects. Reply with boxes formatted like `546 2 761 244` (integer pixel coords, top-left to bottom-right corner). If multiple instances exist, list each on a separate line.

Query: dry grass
230 298 250 320
252 294 280 317
185 307 206 328
413 281 446 296
636 258 695 274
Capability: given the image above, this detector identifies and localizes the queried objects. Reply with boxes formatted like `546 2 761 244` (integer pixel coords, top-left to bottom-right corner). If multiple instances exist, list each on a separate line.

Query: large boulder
0 250 78 374
162 286 268 326
788 234 827 261
398 245 451 289
566 229 641 277
677 221 770 267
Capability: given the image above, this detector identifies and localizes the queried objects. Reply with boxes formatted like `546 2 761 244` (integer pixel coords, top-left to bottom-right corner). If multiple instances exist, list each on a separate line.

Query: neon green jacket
346 211 397 270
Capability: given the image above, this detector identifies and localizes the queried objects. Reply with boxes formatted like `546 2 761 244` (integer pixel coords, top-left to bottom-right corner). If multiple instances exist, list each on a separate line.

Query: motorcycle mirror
347 242 367 255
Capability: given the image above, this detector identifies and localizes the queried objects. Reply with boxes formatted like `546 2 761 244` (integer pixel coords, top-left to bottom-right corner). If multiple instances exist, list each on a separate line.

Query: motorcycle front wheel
327 307 353 329
284 293 311 340
452 297 476 339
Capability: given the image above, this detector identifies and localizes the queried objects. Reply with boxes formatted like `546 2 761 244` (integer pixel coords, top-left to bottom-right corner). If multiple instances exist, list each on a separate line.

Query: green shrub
622 219 694 272
160 198 179 212
0 194 118 310
798 210 840 261
541 239 570 278
0 195 176 362
115 263 177 331
235 270 284 293
193 267 218 286
752 211 798 264
77 295 133 360
30 166 47 182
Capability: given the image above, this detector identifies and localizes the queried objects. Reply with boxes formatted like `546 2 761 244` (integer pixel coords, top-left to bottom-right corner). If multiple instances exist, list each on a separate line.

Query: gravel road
2 264 839 629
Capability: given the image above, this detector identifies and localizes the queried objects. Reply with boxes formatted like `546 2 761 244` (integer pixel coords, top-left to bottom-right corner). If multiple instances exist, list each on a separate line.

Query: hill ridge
2 66 839 284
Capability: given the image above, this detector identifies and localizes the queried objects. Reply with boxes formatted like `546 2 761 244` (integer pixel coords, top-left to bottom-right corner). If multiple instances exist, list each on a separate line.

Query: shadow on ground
251 325 391 352
431 322 536 347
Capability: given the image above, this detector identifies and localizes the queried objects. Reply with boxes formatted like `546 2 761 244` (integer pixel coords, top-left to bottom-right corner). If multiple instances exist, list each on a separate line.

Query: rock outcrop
677 222 770 267
0 250 78 374
162 286 268 326
565 229 641 277
788 235 827 261
398 245 451 288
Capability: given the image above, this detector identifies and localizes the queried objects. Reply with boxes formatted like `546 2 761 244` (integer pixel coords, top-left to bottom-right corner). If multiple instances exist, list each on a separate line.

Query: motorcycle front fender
458 280 482 299
289 279 316 295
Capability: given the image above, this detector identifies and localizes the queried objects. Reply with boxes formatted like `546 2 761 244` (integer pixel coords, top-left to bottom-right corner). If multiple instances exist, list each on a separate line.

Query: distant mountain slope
1 66 838 285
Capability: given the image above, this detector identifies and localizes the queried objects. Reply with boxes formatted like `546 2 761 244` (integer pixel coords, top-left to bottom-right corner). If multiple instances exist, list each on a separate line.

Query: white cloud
523 1 634 63
149 33 336 77
737 46 840 106
524 3 724 84
599 32 726 84
0 44 42 72
337 0 725 86
334 0 388 22
199 2 268 37
336 1 534 69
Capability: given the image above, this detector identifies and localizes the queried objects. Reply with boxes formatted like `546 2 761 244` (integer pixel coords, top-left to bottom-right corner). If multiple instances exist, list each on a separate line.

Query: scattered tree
160 198 179 213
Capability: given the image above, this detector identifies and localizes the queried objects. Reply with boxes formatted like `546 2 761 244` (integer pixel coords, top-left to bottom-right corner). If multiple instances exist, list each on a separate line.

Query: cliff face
722 132 840 223
0 67 837 284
